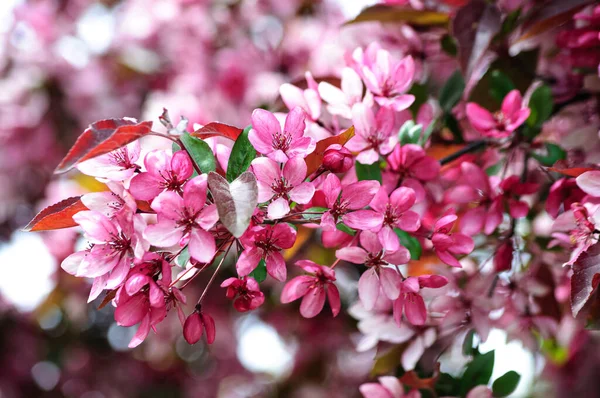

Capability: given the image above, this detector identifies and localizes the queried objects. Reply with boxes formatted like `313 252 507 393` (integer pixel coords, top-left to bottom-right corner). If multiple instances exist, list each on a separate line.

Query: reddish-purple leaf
572 243 600 316
55 119 153 173
452 0 501 80
191 122 243 141
24 196 88 232
207 171 258 238
304 126 355 176
547 161 600 177
516 0 594 42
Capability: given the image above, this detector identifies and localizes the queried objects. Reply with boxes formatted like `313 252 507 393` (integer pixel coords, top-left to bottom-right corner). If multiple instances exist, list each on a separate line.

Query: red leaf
191 122 243 141
55 119 153 173
344 5 450 26
399 362 440 391
24 196 88 232
516 0 594 42
572 243 600 316
547 160 600 177
452 0 501 79
305 126 355 176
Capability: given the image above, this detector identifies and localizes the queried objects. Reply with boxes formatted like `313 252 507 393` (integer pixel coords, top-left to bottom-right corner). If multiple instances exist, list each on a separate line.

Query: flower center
272 131 292 152
270 177 291 199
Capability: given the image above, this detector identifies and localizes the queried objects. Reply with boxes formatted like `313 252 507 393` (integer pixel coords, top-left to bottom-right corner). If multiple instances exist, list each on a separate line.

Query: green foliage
337 223 357 236
399 120 423 145
180 132 217 174
355 160 382 183
532 143 566 167
395 229 422 260
492 371 521 397
177 247 190 267
409 83 429 117
227 126 256 182
441 34 458 56
249 259 267 283
527 84 553 129
459 350 495 397
439 71 465 112
462 329 476 356
489 70 515 104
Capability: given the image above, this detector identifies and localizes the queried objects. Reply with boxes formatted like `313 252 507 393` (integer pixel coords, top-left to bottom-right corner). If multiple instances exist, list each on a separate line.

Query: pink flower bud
323 144 353 173
183 312 203 345
494 240 513 273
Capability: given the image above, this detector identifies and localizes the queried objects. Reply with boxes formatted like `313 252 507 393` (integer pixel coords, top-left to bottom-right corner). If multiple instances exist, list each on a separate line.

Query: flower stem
197 240 234 305
439 140 486 165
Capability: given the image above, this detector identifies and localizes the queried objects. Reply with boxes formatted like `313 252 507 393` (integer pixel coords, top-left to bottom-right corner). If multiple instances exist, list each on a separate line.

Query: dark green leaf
500 9 521 37
441 34 458 56
444 114 464 142
460 350 495 397
462 329 476 356
180 132 216 174
492 371 520 397
409 83 428 117
489 70 515 104
532 143 566 167
302 207 328 220
249 259 267 283
395 229 422 260
337 223 357 236
527 84 553 129
439 71 465 112
355 161 382 183
227 126 256 182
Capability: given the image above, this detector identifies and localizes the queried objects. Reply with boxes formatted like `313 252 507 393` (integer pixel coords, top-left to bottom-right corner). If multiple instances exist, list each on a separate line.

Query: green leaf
489 70 515 104
492 371 520 397
459 350 495 397
399 120 422 145
355 160 382 183
527 84 553 129
532 143 566 167
337 223 357 236
462 329 476 356
500 8 521 37
441 34 458 56
177 247 190 267
249 259 267 283
394 229 422 260
439 71 465 112
444 113 464 142
409 83 428 117
227 126 256 182
302 207 328 220
180 132 216 174
172 141 181 152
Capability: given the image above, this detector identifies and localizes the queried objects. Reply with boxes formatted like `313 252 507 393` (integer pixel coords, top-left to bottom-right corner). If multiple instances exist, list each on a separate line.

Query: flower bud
183 312 203 344
494 240 513 273
323 144 353 173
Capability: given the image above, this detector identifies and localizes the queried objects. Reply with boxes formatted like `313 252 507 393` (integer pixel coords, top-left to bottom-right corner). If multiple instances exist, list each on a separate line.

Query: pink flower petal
358 268 380 310
183 312 203 345
344 210 384 231
576 170 600 197
336 246 369 264
343 181 381 209
404 293 427 325
267 197 291 219
266 251 287 281
200 313 216 344
289 182 315 204
380 267 401 300
128 314 151 348
300 287 326 318
281 276 313 303
237 249 262 276
327 284 341 317
282 156 307 186
188 228 216 263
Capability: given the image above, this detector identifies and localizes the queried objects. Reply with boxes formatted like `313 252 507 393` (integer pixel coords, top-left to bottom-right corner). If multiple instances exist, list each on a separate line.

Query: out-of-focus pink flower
552 202 600 265
359 45 415 111
466 385 493 398
494 240 514 273
336 231 410 310
320 173 383 232
360 376 417 398
393 275 448 326
279 72 321 121
547 178 585 218
466 90 530 138
576 170 600 197
431 212 474 267
280 260 340 318
386 144 440 200
251 156 315 219
220 277 265 312
237 223 296 281
322 144 354 173
183 310 216 345
145 175 218 263
129 150 193 201
77 141 140 181
499 175 538 218
318 67 365 119
370 186 421 251
249 107 315 163
348 104 397 165
61 211 148 301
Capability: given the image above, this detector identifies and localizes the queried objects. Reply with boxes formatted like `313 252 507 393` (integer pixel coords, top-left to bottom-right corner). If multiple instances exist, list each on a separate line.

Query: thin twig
439 140 486 165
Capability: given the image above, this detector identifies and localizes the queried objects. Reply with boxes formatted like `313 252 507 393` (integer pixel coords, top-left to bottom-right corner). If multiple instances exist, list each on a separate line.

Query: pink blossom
279 72 321 121
348 104 397 165
370 186 421 251
237 223 296 281
81 182 137 220
77 141 140 181
386 144 440 200
320 173 383 232
183 310 216 345
322 144 354 173
129 150 193 201
494 240 514 272
546 178 585 218
393 275 447 326
431 212 474 267
336 231 410 310
220 277 265 312
249 107 315 163
466 89 530 138
318 67 365 119
61 210 148 302
360 376 417 398
113 254 177 348
359 47 415 111
576 170 600 197
251 156 315 219
280 260 340 318
145 175 218 263
498 175 538 218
